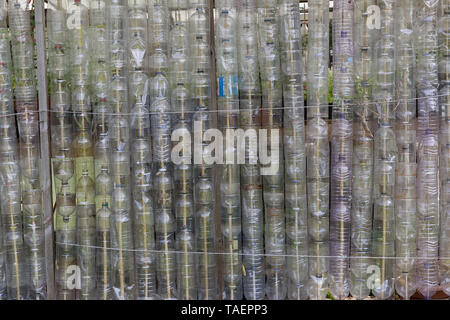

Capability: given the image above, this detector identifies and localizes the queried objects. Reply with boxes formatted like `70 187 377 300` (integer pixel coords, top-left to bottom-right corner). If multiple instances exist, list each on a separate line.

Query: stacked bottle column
372 0 397 300
237 0 265 300
279 0 307 300
169 0 196 300
148 0 176 299
349 0 375 300
0 0 27 299
107 0 136 300
69 0 96 300
439 0 450 297
415 0 440 299
329 0 354 300
306 0 329 300
190 1 217 300
257 0 285 300
215 0 242 300
8 0 46 299
394 0 417 300
47 0 76 300
89 0 113 300
129 0 156 300
148 0 176 300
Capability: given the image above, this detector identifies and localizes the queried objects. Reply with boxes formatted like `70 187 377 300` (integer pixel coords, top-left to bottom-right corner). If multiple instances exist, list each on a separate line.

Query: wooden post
34 0 56 300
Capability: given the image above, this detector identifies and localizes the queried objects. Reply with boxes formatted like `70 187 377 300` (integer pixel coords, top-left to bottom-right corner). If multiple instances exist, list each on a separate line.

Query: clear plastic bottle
190 2 217 300
395 0 417 300
76 170 96 299
68 0 96 300
372 124 397 299
169 0 196 300
55 182 77 300
107 0 136 300
215 0 242 300
306 0 329 300
89 0 112 300
238 0 265 301
438 0 450 296
48 2 76 299
279 0 307 300
257 0 286 300
416 130 440 299
372 0 396 300
415 0 440 299
329 0 354 300
128 0 157 300
8 0 46 300
149 0 177 300
96 202 113 299
349 0 376 300
0 0 27 300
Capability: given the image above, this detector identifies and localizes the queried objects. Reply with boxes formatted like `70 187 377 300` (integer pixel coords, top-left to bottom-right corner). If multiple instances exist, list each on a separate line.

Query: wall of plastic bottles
0 0 448 300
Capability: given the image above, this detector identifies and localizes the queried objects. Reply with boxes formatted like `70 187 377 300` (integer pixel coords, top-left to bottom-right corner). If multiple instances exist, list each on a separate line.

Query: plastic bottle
107 0 136 300
438 0 450 297
190 1 217 300
129 0 157 300
169 0 196 300
9 0 46 300
371 0 396 300
415 0 440 299
257 0 286 300
329 0 354 300
238 0 265 301
279 0 308 300
395 0 417 300
0 0 28 300
306 0 330 300
215 0 242 300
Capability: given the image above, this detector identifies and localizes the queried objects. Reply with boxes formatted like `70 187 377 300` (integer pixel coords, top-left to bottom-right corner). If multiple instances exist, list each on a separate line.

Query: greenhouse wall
0 0 448 300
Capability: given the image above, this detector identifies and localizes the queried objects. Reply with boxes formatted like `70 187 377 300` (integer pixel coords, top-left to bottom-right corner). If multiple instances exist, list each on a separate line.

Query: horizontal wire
55 241 447 260
0 92 447 118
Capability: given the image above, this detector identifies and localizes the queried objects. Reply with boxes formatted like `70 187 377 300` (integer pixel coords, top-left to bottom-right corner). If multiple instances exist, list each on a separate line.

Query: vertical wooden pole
34 0 56 300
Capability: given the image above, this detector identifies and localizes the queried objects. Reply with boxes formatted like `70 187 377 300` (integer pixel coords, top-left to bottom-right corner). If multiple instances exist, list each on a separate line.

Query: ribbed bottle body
329 0 354 300
9 0 46 299
395 0 417 299
257 0 286 300
306 0 329 300
415 0 440 299
238 0 265 301
0 0 27 299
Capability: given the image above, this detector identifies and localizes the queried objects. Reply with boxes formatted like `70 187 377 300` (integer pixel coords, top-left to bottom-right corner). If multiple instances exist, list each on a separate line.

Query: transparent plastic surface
0 0 27 299
416 132 440 299
371 0 396 300
9 0 46 300
89 0 113 300
169 0 196 301
350 0 376 300
238 0 265 301
329 0 354 300
439 0 450 296
107 0 136 300
279 0 307 300
215 0 242 300
415 0 440 299
190 2 217 300
129 0 157 301
67 0 96 300
395 0 417 299
149 0 177 300
257 0 286 300
306 0 329 300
